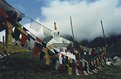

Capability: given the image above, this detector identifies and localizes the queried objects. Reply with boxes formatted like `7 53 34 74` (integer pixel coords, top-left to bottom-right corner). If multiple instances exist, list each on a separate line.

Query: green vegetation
0 53 121 79
0 43 31 54
1 34 121 79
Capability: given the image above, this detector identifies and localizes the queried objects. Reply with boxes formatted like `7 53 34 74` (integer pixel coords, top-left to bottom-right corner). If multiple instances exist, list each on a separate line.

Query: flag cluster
11 20 107 77
32 35 107 76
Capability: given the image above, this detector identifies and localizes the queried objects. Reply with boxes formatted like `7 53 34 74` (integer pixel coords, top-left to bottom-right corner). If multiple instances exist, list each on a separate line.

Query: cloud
33 0 121 41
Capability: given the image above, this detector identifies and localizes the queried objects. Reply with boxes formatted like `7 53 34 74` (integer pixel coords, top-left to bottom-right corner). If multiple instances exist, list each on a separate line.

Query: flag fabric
48 50 55 56
22 27 31 48
21 27 36 49
52 31 59 38
33 43 39 57
94 60 97 68
83 71 89 75
91 48 96 57
43 27 52 36
47 35 71 49
46 45 55 56
23 27 28 31
100 56 105 65
76 67 80 76
102 52 107 61
65 56 69 73
72 59 76 75
59 64 65 73
20 33 27 46
68 66 72 75
59 54 63 64
0 15 5 27
51 55 58 68
76 60 80 75
36 37 42 42
89 61 94 71
39 48 45 60
27 35 35 49
11 22 107 76
28 34 35 41
78 61 83 75
68 58 72 75
0 7 9 19
98 57 103 66
53 49 59 54
55 60 60 70
75 50 79 60
81 60 89 75
91 61 97 73
12 27 20 41
42 47 51 65
30 20 53 38
0 20 5 30
31 43 106 76
30 20 43 32
96 58 101 70
80 60 85 75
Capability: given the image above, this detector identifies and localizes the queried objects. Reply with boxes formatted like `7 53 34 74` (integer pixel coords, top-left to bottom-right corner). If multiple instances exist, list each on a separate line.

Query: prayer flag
0 7 8 18
30 19 43 32
33 43 39 57
42 47 51 65
20 33 27 46
12 27 20 41
43 27 52 36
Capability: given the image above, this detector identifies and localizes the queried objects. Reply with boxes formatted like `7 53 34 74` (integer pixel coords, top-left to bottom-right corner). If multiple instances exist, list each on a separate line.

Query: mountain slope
0 53 121 79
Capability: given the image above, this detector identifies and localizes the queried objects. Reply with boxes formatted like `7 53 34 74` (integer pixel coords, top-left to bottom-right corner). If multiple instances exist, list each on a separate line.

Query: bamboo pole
100 20 107 51
5 20 13 46
70 17 75 54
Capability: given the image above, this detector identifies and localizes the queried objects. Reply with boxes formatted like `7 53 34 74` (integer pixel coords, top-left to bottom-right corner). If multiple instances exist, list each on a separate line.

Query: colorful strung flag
27 34 35 41
20 33 27 46
12 27 21 41
33 42 42 57
42 47 51 65
30 19 43 32
22 27 33 41
43 27 52 37
47 48 55 56
76 60 80 76
36 37 42 42
33 43 39 57
53 49 59 54
47 34 71 49
68 58 73 75
0 7 9 19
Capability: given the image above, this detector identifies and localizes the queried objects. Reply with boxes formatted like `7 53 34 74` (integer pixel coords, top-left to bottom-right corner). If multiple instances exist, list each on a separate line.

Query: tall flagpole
54 22 57 31
100 20 107 50
70 17 75 54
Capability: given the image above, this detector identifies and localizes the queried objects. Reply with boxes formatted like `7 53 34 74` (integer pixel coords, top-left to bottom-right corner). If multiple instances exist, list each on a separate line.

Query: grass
0 43 31 54
0 53 121 79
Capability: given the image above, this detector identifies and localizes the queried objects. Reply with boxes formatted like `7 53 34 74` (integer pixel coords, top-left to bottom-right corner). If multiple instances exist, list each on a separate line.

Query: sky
3 0 121 41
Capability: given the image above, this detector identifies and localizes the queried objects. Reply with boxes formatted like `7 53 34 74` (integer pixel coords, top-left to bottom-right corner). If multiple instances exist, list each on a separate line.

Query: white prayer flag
47 36 71 48
43 27 52 36
30 20 43 32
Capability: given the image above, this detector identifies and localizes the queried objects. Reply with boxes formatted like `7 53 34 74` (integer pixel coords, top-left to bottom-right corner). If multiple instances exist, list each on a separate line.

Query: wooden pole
70 17 75 54
54 22 57 30
100 20 107 50
5 20 13 46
